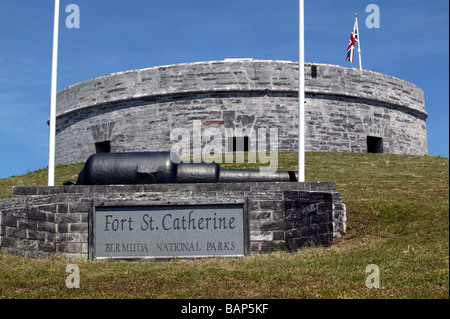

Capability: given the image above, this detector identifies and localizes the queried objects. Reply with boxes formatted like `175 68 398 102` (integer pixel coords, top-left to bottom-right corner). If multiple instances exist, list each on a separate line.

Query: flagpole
355 13 362 70
298 0 305 182
48 0 60 186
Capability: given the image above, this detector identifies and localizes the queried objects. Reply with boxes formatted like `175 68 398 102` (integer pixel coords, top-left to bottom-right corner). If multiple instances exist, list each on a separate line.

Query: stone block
272 230 285 241
250 230 273 241
56 233 82 243
69 202 91 213
27 229 46 241
38 241 56 253
12 186 38 197
56 213 82 224
57 242 88 254
38 204 57 213
2 215 17 227
250 211 271 219
18 219 38 231
57 204 69 214
318 222 334 234
311 212 332 224
259 200 284 211
37 221 56 234
301 225 318 237
6 226 27 239
272 209 284 220
28 208 48 221
260 220 286 231
58 223 69 233
69 223 88 232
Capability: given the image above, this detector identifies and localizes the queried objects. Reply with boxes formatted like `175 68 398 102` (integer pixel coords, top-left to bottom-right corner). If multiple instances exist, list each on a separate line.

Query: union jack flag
346 19 359 63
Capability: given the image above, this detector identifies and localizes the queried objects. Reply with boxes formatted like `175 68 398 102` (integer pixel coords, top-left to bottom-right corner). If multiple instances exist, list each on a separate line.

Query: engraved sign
89 201 249 260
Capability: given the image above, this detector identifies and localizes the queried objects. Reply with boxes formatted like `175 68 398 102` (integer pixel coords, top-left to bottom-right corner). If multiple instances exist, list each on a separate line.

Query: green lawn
0 152 448 299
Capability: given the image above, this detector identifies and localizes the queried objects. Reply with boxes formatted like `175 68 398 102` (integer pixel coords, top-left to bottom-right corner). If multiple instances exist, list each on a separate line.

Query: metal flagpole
355 13 362 70
298 0 305 182
48 0 60 186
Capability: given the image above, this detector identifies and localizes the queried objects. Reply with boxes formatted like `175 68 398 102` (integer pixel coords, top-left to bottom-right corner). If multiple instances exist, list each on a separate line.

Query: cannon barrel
75 152 298 185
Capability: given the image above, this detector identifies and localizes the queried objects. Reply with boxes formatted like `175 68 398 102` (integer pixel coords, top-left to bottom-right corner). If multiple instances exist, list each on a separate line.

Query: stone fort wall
55 59 428 165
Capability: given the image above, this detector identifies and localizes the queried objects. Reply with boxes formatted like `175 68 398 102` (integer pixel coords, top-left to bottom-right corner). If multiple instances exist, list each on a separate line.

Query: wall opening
367 136 383 153
228 136 249 152
95 141 111 153
311 65 318 79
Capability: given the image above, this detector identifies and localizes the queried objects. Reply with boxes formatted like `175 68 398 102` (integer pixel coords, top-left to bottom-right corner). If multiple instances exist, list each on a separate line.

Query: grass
0 163 84 200
0 152 448 299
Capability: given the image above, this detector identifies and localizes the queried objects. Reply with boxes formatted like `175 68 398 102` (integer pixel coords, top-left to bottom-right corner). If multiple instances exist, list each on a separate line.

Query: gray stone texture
55 60 428 165
0 182 345 259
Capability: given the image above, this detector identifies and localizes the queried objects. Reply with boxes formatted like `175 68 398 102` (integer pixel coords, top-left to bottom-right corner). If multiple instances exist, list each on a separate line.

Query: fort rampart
55 59 428 164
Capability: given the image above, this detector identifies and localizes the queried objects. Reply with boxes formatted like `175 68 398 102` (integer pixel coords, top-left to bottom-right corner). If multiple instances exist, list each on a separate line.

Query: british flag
346 19 359 63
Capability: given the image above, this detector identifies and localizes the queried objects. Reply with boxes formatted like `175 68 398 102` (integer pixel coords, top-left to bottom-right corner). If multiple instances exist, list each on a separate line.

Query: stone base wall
0 182 346 260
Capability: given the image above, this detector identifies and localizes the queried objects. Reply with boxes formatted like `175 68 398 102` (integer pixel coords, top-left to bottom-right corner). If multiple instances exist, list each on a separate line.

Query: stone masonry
0 182 346 259
54 59 428 165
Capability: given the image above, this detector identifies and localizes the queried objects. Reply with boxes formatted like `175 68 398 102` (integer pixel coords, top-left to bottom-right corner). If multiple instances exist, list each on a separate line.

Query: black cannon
74 152 298 185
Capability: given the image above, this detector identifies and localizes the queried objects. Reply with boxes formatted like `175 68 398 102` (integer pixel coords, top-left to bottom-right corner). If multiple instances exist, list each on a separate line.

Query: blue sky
0 0 448 179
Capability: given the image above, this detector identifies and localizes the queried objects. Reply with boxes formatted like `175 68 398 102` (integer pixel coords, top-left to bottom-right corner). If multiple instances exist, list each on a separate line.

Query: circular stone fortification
55 59 428 165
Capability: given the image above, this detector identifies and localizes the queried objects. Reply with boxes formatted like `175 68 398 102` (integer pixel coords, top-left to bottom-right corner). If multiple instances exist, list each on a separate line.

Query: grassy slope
0 152 448 299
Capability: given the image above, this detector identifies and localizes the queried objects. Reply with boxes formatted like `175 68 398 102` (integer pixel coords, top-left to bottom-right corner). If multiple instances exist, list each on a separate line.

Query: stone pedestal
0 182 346 260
